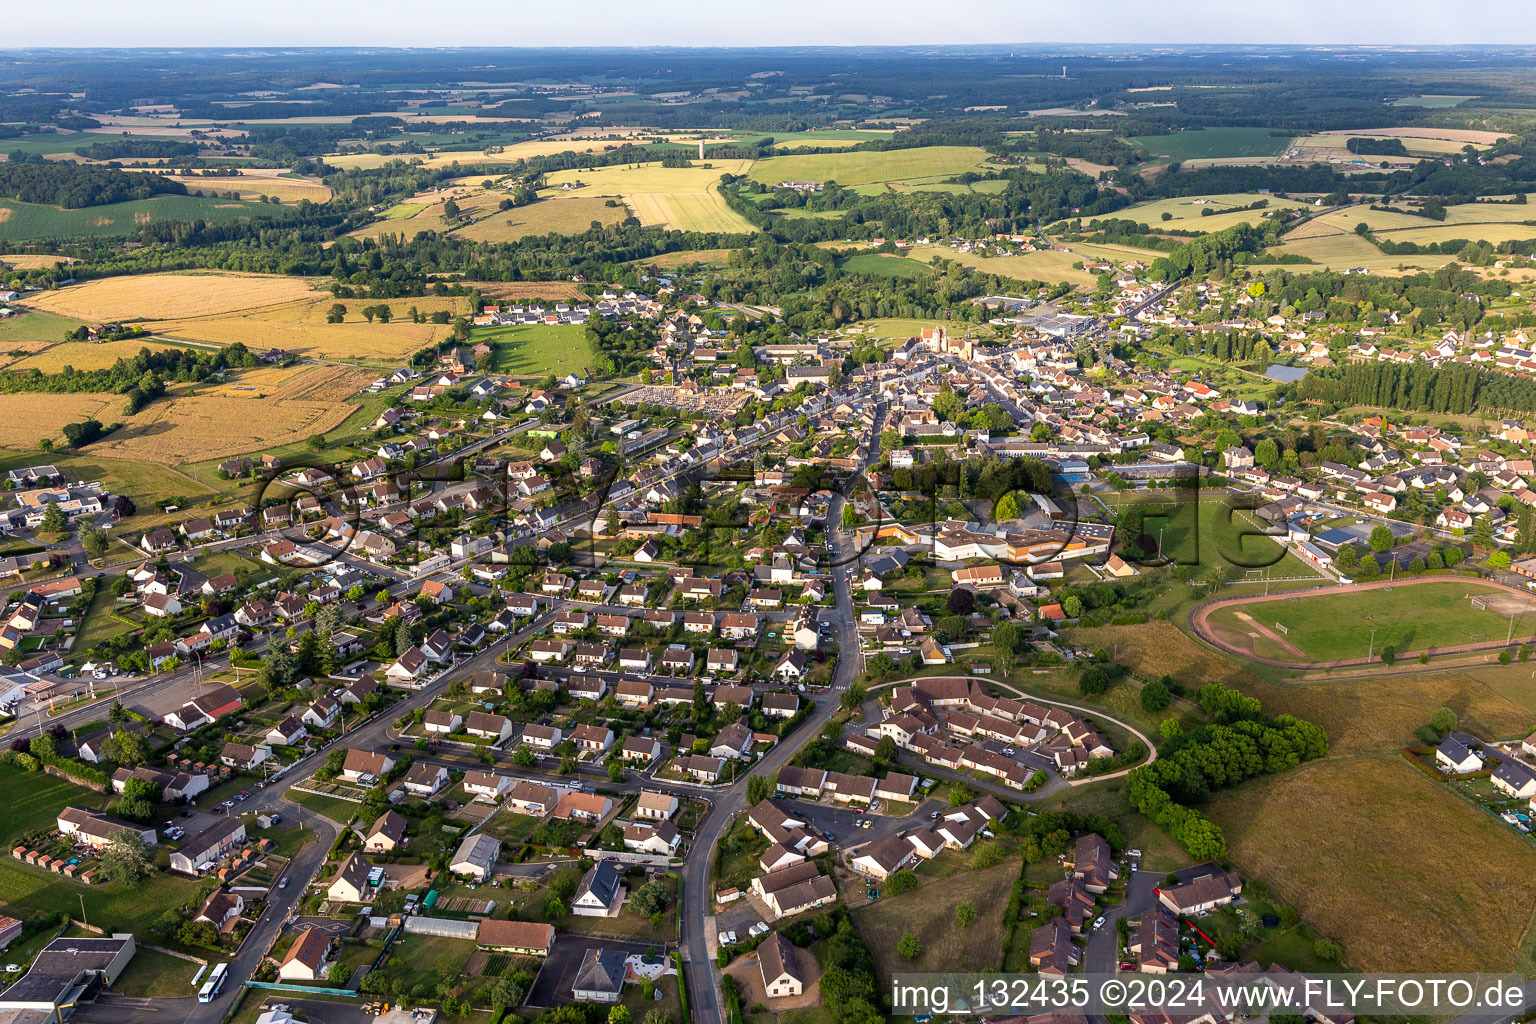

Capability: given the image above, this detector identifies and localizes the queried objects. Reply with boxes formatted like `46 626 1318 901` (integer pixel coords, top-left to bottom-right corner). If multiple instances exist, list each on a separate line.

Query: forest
0 158 188 208
1292 361 1536 416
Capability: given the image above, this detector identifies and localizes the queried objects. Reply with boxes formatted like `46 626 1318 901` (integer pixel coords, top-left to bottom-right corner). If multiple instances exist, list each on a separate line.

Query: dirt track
1190 576 1536 669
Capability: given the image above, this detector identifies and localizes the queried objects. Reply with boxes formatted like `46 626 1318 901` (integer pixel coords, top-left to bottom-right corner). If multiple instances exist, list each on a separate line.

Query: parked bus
198 963 229 1003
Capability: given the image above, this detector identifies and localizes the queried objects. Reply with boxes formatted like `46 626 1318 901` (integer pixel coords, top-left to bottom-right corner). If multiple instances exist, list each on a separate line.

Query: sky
7 0 1536 48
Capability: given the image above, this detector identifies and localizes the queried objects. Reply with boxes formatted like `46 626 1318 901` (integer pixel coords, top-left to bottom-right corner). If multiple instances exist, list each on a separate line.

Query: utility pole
1369 626 1377 660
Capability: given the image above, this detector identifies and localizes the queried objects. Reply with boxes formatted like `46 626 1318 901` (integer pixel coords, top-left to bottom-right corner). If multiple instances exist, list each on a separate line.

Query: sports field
541 161 757 233
0 195 278 240
480 324 596 377
1108 193 1311 232
1127 128 1291 162
1203 580 1536 663
747 146 989 187
1207 757 1536 972
907 244 1100 288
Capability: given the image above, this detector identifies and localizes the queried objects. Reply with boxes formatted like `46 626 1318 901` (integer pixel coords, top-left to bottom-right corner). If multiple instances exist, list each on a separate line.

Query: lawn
1203 579 1536 663
851 858 1018 983
478 323 596 378
1205 757 1536 972
0 858 205 935
748 146 989 187
111 947 201 998
286 790 362 824
0 765 106 844
1127 128 1291 163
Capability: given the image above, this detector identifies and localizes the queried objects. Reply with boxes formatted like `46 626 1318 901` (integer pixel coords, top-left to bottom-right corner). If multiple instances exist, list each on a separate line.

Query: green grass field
1106 193 1311 233
1205 581 1535 662
0 765 106 844
838 253 933 279
1128 128 1291 163
747 146 990 187
479 323 596 377
0 196 284 241
1388 95 1478 108
0 310 89 346
907 244 1099 288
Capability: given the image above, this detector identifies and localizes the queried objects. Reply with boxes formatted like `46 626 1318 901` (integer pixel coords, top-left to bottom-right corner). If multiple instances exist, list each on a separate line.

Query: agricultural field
466 280 592 301
1270 230 1451 273
1106 193 1311 232
8 338 194 372
1206 758 1536 972
479 324 596 377
1315 126 1507 146
22 271 467 362
625 248 734 270
0 310 89 348
747 146 989 187
907 244 1100 287
541 160 757 233
1127 128 1291 163
1202 580 1536 663
739 129 896 149
1293 132 1488 157
160 168 333 204
0 393 123 449
1 254 80 270
0 196 282 241
20 272 320 322
87 364 376 464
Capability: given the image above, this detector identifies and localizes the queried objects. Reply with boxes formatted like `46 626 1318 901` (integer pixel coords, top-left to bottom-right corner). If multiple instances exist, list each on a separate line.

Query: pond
1264 364 1308 383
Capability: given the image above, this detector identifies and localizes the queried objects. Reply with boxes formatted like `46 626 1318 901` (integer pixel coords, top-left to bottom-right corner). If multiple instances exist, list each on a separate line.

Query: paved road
677 403 884 1024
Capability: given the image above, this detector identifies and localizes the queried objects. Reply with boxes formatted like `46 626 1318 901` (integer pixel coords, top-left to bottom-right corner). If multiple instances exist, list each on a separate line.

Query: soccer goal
1471 596 1489 611
1274 622 1290 635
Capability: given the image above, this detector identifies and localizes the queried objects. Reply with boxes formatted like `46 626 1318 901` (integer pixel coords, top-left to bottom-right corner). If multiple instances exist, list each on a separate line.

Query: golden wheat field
0 393 122 449
8 339 189 372
21 272 321 321
152 293 468 361
1 254 79 270
0 340 53 370
467 280 591 301
19 272 469 362
84 366 375 463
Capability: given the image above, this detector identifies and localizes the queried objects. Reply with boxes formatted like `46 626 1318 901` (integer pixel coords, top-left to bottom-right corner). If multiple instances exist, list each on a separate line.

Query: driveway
526 935 667 1007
